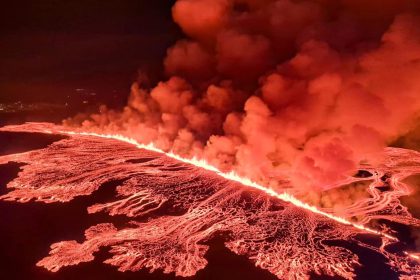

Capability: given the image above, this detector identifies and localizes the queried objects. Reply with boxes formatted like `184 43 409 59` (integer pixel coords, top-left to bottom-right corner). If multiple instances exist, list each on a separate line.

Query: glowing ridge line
406 252 420 261
56 129 397 241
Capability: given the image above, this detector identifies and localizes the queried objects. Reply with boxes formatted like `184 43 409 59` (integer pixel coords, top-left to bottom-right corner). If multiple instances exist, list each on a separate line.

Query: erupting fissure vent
1 122 420 279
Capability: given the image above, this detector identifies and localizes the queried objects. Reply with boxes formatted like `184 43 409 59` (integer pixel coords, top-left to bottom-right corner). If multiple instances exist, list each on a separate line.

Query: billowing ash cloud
67 0 420 192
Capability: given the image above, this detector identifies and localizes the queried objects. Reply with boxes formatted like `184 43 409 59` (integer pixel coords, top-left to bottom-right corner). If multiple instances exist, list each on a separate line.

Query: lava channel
1 122 420 279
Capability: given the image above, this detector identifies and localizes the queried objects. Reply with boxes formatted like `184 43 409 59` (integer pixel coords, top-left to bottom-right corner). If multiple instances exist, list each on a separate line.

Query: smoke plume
66 0 420 192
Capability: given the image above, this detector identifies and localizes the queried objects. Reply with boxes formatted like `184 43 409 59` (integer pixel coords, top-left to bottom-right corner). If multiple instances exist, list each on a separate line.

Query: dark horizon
2 1 420 279
0 0 180 104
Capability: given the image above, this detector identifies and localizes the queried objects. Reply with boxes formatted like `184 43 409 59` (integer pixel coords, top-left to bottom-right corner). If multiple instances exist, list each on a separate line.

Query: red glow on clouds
3 1 420 279
67 1 420 194
1 123 420 279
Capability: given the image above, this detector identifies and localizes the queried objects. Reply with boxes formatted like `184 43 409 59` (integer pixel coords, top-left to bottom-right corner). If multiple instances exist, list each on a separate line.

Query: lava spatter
1 122 420 279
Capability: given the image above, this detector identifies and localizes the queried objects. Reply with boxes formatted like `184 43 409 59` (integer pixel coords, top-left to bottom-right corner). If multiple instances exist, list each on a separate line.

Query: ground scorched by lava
1 122 420 279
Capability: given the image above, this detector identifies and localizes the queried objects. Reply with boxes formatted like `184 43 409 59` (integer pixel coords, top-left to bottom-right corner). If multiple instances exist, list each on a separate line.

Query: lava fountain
1 122 420 279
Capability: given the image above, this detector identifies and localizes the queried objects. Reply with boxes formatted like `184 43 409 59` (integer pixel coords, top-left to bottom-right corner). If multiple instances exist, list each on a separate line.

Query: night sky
2 2 420 279
0 0 180 103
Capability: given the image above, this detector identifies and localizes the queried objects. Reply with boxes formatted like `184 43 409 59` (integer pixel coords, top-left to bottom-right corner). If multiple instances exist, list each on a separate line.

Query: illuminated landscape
1 122 420 279
3 0 420 279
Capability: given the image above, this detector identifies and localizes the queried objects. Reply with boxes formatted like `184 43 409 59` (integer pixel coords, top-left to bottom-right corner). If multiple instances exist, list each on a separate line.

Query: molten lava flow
1 122 420 279
63 128 397 240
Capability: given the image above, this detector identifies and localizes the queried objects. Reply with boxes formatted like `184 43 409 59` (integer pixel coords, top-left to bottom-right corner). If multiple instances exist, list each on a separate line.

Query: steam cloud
67 0 420 192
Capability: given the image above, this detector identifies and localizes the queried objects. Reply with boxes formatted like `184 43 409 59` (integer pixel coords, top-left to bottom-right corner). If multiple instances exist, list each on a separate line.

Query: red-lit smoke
67 0 420 191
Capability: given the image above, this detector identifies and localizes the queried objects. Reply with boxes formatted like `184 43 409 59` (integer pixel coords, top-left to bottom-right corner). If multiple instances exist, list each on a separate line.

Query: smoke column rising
2 122 420 278
67 0 420 192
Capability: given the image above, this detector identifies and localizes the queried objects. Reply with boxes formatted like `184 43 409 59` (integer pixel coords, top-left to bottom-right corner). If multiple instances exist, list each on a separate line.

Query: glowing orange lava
61 129 397 241
1 122 420 279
